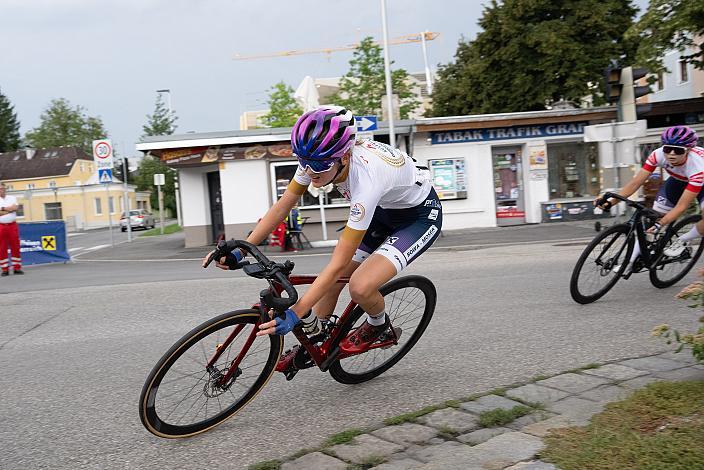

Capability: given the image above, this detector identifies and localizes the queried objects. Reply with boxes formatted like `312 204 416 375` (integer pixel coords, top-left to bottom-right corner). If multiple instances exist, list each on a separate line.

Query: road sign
357 131 374 141
356 116 378 132
99 168 113 183
93 139 114 170
154 173 165 186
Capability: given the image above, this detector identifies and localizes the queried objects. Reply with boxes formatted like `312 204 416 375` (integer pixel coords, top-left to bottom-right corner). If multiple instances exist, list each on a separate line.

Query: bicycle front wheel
139 309 282 438
570 224 633 304
328 275 436 385
650 215 704 288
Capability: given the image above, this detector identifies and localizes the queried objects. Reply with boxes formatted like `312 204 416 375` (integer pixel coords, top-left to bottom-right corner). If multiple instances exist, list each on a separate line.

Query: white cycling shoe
663 238 688 257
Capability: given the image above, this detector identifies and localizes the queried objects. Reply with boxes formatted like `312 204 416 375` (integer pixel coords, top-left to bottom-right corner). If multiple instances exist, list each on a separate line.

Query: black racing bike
570 192 704 304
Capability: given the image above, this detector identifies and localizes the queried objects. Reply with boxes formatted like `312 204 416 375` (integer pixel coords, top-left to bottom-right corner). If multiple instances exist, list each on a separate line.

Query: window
5 184 13 190
48 181 56 188
547 142 600 199
108 196 115 214
27 183 35 190
16 204 24 217
80 162 85 172
44 202 63 220
95 198 102 215
270 162 348 207
679 59 689 83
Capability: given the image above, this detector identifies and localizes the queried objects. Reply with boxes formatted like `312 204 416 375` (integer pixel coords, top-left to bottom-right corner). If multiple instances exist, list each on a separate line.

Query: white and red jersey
643 146 704 193
293 139 432 231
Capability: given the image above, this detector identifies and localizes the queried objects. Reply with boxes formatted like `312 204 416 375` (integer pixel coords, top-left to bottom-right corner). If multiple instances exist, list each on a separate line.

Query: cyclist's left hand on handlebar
256 308 300 336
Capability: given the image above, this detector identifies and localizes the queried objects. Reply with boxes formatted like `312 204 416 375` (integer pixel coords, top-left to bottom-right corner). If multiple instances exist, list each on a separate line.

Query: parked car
120 210 156 231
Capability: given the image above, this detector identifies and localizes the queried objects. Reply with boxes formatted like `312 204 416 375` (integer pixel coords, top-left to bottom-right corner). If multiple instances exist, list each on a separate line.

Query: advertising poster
428 158 467 200
529 144 547 171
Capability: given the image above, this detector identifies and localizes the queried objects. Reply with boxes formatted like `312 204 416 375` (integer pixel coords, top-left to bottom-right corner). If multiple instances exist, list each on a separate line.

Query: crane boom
233 32 439 60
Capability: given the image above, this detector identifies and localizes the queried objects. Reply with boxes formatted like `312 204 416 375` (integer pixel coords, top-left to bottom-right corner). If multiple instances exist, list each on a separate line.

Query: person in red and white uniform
0 182 23 276
596 125 703 272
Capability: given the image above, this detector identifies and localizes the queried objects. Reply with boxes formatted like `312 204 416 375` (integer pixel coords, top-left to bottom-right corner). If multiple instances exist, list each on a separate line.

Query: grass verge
541 380 704 469
139 223 182 236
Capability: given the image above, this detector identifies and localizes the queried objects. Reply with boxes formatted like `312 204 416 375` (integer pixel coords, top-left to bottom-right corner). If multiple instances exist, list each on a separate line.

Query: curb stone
254 352 704 470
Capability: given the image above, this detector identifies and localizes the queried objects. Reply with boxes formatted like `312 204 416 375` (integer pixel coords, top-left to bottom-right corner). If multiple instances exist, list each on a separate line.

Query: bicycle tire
649 215 704 288
328 275 436 385
570 224 633 304
139 309 282 438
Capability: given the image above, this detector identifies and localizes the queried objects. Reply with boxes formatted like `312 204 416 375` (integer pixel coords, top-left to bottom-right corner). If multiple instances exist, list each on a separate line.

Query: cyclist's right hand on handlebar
593 195 612 211
202 248 243 270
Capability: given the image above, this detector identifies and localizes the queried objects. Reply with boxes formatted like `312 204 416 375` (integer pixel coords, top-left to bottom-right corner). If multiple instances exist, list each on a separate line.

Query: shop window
16 204 24 217
271 162 348 207
547 142 599 199
44 202 63 220
679 59 689 83
95 198 102 215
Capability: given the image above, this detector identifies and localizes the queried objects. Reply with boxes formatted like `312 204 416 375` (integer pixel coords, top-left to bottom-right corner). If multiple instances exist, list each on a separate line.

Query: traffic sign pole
123 158 132 242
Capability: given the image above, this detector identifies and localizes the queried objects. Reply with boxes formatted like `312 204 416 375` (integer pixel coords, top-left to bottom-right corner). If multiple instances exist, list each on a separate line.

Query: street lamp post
156 89 172 133
380 0 396 148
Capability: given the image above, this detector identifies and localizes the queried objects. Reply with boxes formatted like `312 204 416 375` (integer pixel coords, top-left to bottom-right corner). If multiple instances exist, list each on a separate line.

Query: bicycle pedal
284 369 299 381
380 327 403 349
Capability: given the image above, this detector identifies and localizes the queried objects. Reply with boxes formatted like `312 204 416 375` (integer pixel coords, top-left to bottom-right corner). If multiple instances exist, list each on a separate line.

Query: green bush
652 268 704 363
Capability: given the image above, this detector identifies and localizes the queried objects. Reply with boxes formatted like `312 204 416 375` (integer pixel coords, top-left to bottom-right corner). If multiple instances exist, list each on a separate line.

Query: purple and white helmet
291 106 356 173
661 125 698 148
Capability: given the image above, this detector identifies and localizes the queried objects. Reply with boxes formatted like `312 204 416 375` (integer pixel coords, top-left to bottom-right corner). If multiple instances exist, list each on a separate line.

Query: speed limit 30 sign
93 139 114 170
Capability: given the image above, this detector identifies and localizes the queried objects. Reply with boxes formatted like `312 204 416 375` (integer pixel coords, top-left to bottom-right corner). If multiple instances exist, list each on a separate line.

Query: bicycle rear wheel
139 309 282 438
650 215 704 288
328 275 436 385
570 224 633 304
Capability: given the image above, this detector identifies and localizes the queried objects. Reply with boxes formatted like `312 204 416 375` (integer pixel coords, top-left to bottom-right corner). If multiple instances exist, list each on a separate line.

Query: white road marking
68 247 85 252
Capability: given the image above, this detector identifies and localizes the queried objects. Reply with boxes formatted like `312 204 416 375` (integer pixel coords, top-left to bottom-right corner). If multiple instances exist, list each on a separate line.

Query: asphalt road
1 241 699 469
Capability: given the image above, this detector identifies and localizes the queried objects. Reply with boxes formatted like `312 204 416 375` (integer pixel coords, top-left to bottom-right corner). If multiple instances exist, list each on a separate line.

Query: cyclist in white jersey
204 106 442 351
596 125 703 271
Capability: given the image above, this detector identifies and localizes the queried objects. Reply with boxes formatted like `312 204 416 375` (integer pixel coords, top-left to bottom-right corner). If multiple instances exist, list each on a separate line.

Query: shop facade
136 125 414 247
411 107 616 228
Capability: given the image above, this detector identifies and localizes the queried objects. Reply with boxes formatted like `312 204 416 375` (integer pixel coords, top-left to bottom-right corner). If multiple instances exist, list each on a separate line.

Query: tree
262 82 303 128
25 98 109 154
429 0 638 116
0 88 21 153
142 94 177 138
628 0 704 72
329 37 419 119
135 155 177 217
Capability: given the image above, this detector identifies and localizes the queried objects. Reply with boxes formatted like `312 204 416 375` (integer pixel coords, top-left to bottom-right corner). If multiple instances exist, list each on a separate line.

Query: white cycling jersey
643 146 704 193
293 139 432 231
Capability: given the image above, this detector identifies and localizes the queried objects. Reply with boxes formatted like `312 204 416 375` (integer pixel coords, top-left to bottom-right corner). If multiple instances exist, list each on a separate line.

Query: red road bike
139 240 436 438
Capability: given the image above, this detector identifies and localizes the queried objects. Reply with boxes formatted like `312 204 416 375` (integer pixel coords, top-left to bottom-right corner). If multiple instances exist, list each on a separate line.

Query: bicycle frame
597 192 674 275
206 274 400 386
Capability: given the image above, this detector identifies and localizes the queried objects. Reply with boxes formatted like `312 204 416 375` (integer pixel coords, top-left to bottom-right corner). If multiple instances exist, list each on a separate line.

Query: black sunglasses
663 145 688 156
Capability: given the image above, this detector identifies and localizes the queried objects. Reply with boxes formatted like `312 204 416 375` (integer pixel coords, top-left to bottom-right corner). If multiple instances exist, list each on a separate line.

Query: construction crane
233 31 439 93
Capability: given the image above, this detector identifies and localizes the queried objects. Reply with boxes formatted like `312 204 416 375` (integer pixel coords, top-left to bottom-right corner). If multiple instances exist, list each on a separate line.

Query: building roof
0 146 92 181
136 120 416 152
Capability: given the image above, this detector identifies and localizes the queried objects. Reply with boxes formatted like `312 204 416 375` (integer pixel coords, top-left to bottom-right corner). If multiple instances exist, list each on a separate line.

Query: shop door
207 171 224 244
492 148 526 226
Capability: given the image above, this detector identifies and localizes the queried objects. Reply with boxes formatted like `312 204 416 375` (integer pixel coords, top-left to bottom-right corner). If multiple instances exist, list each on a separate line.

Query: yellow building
0 147 151 231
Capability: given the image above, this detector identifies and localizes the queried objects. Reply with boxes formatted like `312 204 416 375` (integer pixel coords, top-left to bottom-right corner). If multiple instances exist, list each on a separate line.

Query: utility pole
123 158 132 242
380 0 396 148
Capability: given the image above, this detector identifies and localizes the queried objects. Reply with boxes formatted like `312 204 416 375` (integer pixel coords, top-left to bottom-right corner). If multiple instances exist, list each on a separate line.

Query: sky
0 0 649 158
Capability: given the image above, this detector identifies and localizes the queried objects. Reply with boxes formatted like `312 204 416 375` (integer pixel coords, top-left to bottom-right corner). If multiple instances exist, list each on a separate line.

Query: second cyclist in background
595 125 703 274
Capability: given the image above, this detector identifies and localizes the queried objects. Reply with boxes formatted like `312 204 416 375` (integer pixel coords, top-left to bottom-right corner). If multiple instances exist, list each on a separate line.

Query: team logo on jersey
428 209 439 221
386 236 399 245
363 140 406 167
349 203 365 222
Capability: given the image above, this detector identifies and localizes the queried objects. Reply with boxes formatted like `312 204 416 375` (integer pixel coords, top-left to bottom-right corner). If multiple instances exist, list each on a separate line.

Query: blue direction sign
356 115 378 132
98 168 113 183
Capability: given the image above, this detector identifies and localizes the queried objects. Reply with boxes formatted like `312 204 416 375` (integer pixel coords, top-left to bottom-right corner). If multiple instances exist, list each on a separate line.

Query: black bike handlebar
204 239 298 311
598 192 661 221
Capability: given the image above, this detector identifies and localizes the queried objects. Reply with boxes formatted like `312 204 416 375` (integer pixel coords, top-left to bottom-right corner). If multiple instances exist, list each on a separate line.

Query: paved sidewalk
75 219 602 261
260 351 704 470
